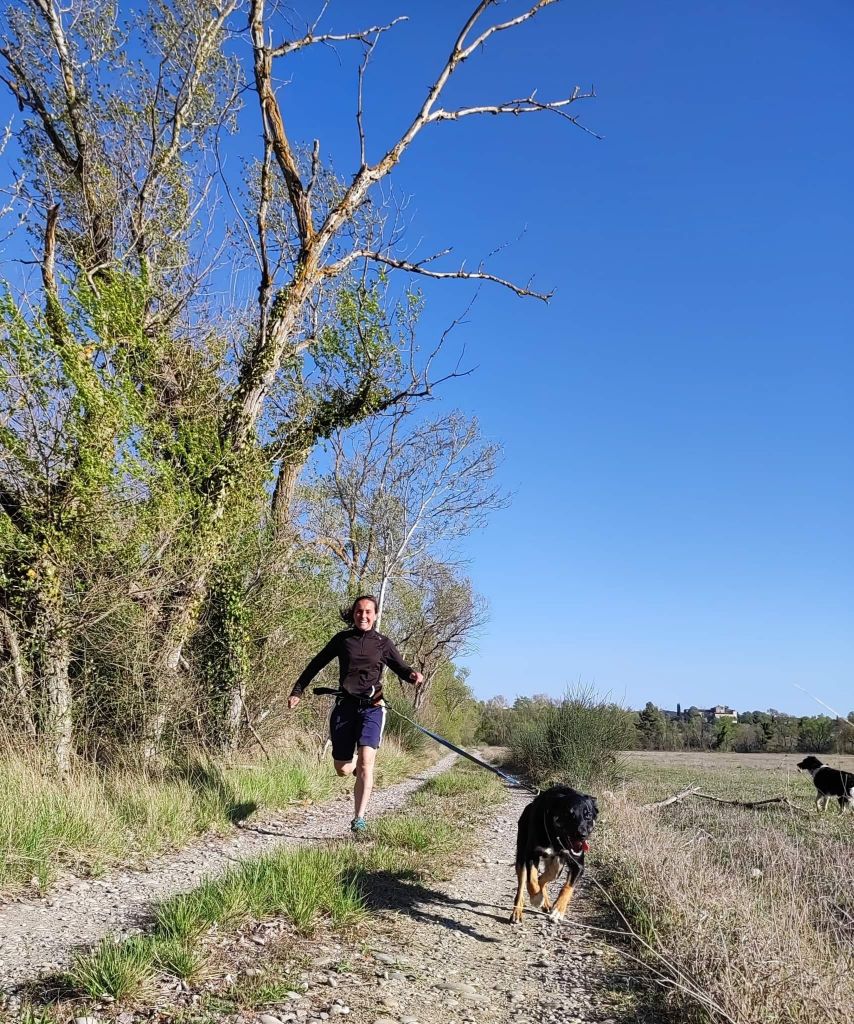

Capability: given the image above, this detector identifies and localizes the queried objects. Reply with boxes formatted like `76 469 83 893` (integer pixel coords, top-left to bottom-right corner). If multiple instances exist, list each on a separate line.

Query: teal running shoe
350 816 367 836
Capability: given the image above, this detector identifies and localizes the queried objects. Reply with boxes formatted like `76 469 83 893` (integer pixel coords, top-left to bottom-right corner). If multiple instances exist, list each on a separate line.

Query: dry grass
596 755 854 1023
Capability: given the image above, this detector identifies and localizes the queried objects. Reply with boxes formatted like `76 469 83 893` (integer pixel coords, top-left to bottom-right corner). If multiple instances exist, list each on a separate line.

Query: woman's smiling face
353 598 377 631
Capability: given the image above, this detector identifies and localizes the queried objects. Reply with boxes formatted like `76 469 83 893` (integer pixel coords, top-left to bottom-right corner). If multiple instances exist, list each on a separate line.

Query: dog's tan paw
510 906 524 925
548 908 565 923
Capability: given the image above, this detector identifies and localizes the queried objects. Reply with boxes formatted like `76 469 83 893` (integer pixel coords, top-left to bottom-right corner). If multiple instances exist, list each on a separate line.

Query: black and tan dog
510 785 598 924
797 755 854 813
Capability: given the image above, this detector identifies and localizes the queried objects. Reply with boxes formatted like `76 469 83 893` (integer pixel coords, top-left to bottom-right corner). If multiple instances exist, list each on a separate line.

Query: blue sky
276 0 852 715
3 2 851 715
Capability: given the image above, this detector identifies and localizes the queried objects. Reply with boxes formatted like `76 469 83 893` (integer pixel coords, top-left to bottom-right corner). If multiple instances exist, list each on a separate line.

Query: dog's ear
589 797 599 818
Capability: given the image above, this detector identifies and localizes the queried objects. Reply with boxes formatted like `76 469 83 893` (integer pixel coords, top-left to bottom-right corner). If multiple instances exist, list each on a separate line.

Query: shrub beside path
0 754 458 993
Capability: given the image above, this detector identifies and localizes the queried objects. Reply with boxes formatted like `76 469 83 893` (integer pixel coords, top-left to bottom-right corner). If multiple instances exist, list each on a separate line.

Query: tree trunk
268 450 309 576
0 607 37 738
376 570 391 629
272 449 309 532
224 671 245 752
413 673 431 712
143 575 207 765
40 609 72 777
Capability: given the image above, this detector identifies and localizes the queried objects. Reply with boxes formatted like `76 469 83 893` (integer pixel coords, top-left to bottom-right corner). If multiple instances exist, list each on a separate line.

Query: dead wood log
645 788 806 814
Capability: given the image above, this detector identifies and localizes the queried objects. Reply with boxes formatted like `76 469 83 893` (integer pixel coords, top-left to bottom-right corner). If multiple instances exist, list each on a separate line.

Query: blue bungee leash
312 686 539 795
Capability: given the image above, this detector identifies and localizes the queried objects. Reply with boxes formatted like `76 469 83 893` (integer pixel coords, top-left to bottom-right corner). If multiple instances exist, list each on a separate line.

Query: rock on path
0 753 458 991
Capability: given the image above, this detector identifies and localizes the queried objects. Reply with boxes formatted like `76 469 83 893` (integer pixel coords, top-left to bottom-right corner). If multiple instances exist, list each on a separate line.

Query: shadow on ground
347 864 686 1024
171 757 257 824
349 867 506 943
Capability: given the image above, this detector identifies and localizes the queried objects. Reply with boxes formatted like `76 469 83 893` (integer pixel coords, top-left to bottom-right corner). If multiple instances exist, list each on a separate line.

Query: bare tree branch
324 249 552 301
643 788 807 814
644 786 700 810
458 1 559 61
134 1 240 263
429 88 600 139
271 17 408 58
250 0 314 247
0 50 76 169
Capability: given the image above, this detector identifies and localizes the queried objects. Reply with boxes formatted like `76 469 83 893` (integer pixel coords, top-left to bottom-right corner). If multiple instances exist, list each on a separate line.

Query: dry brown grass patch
596 761 854 1023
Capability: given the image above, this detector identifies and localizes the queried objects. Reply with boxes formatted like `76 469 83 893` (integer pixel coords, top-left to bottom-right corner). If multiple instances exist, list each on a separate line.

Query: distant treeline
478 695 854 755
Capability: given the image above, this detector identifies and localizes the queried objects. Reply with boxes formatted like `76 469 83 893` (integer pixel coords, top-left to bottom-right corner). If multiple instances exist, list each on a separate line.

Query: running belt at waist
315 686 383 707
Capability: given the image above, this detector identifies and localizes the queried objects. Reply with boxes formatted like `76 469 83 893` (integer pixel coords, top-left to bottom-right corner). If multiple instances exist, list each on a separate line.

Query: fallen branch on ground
644 788 806 814
693 792 805 812
645 786 699 809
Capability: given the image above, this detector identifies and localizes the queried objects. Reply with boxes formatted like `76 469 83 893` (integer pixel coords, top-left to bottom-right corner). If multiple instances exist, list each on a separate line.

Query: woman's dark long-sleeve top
289 628 414 701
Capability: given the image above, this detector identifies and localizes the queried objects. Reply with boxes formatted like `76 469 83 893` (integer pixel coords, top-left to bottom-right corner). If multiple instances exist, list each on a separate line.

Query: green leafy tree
637 702 667 750
2 0 591 767
715 717 736 751
797 715 836 754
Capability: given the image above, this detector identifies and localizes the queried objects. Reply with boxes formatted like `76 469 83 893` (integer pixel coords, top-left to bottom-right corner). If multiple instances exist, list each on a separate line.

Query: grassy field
596 751 854 1024
623 749 854 775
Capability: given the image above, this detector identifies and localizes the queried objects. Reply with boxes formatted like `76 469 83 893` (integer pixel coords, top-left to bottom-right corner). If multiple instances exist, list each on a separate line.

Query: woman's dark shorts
330 697 387 761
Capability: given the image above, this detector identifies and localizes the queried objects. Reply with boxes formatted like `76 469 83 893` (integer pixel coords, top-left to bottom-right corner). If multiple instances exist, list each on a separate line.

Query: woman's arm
383 637 424 686
289 635 340 701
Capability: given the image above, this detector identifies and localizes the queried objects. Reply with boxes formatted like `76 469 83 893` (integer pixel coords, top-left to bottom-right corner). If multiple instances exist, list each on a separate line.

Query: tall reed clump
509 687 634 789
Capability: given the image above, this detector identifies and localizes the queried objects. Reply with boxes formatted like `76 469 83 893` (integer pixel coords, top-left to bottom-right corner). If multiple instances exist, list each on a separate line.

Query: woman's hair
340 594 379 625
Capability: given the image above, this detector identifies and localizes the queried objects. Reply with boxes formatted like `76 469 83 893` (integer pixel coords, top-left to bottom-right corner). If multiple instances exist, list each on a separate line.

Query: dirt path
0 754 458 994
251 787 660 1024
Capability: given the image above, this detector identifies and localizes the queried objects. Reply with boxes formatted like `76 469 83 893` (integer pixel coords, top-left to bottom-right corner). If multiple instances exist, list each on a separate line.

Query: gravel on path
0 754 458 992
255 786 663 1024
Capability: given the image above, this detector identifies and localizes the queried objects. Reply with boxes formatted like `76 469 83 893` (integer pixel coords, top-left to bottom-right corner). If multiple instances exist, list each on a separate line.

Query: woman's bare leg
354 745 377 819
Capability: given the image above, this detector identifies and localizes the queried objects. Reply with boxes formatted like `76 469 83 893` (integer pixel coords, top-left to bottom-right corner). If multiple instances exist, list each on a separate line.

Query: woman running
288 595 423 834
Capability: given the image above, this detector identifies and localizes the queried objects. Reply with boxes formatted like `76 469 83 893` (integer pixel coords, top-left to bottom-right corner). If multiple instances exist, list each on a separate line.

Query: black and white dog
797 755 854 813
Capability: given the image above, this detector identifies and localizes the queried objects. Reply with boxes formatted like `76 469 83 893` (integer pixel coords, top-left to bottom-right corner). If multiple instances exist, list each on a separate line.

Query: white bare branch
270 17 408 58
429 88 600 139
459 0 558 61
325 249 552 301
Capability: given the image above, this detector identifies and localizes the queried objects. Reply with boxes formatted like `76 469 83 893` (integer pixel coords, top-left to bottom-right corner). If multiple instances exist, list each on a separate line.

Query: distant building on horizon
662 704 738 723
707 704 738 722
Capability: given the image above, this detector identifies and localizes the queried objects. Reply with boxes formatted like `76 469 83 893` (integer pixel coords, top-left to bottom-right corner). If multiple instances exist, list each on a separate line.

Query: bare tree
150 0 589 754
302 407 506 626
140 0 590 756
394 563 488 710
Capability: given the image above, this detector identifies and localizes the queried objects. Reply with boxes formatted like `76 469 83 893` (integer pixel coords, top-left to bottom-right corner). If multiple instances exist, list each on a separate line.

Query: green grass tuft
69 935 154 999
151 937 209 981
370 813 457 853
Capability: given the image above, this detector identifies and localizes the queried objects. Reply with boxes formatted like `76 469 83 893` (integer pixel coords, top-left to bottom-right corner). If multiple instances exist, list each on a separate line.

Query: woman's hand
410 671 424 686
288 695 301 709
